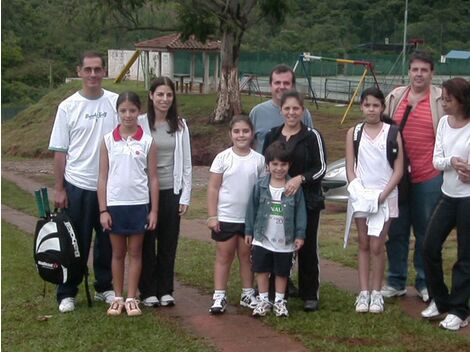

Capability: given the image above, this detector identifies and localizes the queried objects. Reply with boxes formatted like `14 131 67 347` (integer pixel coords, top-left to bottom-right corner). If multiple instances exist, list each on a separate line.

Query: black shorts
108 204 148 235
211 222 245 242
251 245 293 277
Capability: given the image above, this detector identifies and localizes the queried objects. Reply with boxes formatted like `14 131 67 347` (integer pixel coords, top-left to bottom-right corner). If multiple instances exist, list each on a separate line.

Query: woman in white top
421 77 470 331
138 77 192 307
345 87 404 314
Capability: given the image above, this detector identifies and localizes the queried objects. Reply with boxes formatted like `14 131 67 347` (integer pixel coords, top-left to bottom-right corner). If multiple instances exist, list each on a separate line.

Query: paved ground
2 162 469 346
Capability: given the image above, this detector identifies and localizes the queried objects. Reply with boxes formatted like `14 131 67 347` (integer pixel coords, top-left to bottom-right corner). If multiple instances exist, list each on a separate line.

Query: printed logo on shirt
85 112 107 120
271 201 283 216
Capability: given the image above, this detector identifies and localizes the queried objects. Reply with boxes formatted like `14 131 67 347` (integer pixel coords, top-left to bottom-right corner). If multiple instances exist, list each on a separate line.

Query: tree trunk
212 28 243 122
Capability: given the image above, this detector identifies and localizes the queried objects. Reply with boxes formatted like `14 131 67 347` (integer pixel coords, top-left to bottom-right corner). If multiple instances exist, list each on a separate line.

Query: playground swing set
293 52 380 124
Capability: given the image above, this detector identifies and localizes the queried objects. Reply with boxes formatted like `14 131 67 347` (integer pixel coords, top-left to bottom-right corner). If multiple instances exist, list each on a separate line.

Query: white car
321 159 348 202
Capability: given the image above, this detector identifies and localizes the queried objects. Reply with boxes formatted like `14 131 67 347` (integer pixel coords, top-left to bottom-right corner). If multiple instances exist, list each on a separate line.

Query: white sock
242 288 255 296
213 290 226 299
259 292 269 302
275 292 285 302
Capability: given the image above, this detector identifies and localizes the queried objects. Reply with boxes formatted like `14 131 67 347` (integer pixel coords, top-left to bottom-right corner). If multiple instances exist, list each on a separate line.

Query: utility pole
401 0 408 84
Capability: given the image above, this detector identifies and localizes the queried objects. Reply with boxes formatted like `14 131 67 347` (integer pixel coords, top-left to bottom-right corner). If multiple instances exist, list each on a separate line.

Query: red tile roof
135 33 220 52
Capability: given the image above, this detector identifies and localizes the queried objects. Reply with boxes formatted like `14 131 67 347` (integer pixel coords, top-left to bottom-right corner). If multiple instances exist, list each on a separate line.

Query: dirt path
2 160 469 340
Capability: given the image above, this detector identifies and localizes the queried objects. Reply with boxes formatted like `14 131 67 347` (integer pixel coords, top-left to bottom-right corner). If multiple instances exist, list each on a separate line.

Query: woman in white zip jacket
138 76 192 307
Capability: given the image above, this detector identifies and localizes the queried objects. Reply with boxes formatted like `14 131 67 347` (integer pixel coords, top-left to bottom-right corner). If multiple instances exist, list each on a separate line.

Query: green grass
185 188 207 220
1 177 40 217
1 221 214 352
175 237 470 352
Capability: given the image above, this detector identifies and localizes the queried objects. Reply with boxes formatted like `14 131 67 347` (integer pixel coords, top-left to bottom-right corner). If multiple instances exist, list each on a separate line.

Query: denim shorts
108 204 149 235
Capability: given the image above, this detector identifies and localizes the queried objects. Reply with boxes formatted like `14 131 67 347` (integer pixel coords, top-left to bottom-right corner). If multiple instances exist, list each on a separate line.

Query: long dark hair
147 76 182 133
442 77 470 119
116 91 141 111
360 87 393 124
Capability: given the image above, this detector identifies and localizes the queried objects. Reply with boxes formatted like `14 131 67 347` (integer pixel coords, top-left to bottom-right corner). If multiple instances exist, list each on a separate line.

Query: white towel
343 178 389 248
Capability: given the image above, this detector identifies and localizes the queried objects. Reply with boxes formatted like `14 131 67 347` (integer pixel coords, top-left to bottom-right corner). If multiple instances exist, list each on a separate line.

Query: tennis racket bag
34 210 83 285
33 188 92 306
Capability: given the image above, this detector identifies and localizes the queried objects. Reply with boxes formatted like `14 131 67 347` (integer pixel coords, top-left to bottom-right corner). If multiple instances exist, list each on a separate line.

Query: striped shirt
393 92 440 183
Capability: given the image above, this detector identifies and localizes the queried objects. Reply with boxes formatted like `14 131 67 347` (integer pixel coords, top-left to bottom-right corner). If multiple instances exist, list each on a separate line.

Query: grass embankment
3 180 468 351
1 79 360 162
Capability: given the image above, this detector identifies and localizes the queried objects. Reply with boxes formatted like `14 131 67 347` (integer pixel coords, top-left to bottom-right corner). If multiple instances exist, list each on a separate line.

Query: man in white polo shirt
49 51 119 312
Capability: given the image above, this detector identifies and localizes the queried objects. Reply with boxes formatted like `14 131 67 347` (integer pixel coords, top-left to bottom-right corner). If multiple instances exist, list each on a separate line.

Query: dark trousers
298 208 321 300
56 181 113 302
140 189 181 299
423 194 470 320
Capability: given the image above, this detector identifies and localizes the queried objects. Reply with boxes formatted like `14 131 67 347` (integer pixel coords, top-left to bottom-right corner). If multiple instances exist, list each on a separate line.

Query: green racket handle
41 187 51 216
35 190 46 218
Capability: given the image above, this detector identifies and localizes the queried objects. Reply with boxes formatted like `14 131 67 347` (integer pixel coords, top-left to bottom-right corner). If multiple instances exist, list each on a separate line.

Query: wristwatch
300 175 306 184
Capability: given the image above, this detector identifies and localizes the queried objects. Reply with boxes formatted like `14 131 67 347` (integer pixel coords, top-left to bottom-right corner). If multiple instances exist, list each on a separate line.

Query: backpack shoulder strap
386 124 400 169
353 122 364 165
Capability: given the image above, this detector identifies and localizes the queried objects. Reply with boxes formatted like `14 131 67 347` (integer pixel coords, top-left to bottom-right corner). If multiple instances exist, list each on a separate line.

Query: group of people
49 52 191 316
345 51 470 331
48 50 469 329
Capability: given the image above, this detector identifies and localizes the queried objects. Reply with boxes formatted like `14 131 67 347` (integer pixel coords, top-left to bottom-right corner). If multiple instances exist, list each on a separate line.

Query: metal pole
401 0 408 84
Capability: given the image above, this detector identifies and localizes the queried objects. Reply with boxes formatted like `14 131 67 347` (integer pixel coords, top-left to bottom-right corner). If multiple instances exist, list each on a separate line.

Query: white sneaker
369 291 384 313
209 295 227 315
417 287 430 302
380 285 406 298
355 291 370 313
252 299 272 317
58 297 76 313
439 314 469 331
142 296 160 307
240 293 258 309
273 299 289 317
421 300 441 319
94 290 116 304
160 294 175 307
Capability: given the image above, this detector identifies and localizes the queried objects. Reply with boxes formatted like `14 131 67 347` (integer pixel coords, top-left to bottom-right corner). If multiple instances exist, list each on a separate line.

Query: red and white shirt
104 125 153 206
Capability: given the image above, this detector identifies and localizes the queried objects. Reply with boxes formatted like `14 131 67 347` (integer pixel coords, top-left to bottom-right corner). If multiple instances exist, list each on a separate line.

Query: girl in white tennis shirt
207 115 266 314
98 91 158 317
345 87 404 314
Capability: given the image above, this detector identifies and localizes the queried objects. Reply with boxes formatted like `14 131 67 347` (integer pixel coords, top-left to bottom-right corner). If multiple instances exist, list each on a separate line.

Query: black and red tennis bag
33 210 84 285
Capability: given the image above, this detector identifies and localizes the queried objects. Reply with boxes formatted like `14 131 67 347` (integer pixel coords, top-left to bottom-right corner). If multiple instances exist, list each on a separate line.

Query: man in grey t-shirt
249 64 313 153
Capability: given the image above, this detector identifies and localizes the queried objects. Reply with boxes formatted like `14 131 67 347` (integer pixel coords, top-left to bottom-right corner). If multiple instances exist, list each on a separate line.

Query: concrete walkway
2 167 469 342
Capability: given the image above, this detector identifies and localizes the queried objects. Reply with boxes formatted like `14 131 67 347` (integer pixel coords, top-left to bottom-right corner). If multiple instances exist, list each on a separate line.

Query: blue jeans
424 195 470 320
56 181 113 302
385 174 442 291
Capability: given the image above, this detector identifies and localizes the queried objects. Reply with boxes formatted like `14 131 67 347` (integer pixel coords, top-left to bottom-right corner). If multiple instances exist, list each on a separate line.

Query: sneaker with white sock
94 290 116 304
209 295 227 315
252 298 272 317
142 296 160 307
355 291 370 313
439 314 469 331
240 293 258 309
273 299 289 317
369 291 384 313
160 294 175 307
421 300 441 319
58 297 76 313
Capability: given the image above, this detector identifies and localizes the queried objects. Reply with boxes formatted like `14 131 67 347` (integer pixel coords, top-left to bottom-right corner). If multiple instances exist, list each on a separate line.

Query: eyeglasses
81 67 104 75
